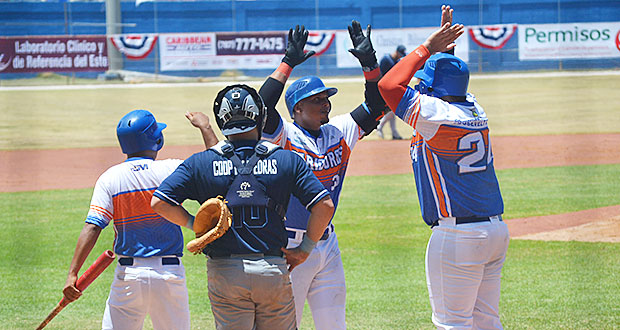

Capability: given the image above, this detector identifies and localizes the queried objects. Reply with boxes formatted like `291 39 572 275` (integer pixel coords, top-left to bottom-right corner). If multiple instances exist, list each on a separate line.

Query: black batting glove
347 20 378 70
282 25 316 68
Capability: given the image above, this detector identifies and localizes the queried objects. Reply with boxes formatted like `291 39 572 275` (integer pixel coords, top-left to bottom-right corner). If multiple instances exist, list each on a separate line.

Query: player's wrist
363 66 381 81
298 235 317 254
276 62 293 80
184 215 195 230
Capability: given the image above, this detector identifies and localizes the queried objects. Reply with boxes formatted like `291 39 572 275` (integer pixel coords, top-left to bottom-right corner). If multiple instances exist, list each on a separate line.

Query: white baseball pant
287 227 347 330
425 216 509 330
102 256 190 330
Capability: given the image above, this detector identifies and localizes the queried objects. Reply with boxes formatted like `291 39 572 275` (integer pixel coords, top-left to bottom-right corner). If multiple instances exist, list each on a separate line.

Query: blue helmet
213 84 266 137
414 53 469 98
285 76 338 118
116 110 166 155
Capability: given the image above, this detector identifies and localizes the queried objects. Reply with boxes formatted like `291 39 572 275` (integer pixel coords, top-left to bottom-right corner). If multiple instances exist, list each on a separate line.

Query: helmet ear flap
415 80 433 96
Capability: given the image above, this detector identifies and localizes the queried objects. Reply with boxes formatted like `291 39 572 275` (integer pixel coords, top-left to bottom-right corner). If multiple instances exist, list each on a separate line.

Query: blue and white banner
110 34 158 60
305 31 335 56
469 24 517 49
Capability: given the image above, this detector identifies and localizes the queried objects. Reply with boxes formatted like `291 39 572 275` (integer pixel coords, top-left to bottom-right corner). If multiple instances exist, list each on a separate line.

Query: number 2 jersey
262 114 364 231
85 157 185 257
394 89 504 226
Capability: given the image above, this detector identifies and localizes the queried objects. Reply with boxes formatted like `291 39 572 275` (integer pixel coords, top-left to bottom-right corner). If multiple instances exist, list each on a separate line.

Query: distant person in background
376 45 407 140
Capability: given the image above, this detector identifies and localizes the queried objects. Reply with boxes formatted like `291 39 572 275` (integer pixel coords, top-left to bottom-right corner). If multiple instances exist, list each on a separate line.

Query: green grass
1 164 619 329
1 74 620 150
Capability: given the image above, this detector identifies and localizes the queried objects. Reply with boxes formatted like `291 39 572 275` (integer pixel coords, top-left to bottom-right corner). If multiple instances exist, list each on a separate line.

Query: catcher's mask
116 109 166 155
285 75 338 118
414 53 469 98
213 84 267 137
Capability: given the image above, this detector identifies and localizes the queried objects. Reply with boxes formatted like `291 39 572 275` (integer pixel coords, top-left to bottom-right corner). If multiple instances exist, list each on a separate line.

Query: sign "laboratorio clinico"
518 22 620 60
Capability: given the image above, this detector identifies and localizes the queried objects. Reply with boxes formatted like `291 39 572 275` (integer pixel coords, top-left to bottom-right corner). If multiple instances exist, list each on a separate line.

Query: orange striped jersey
395 88 504 226
262 113 364 230
85 157 184 257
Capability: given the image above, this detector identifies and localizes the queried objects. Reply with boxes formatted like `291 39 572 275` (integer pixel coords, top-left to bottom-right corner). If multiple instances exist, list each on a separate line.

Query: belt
455 216 499 224
118 257 180 266
287 224 333 241
432 215 502 228
207 250 284 259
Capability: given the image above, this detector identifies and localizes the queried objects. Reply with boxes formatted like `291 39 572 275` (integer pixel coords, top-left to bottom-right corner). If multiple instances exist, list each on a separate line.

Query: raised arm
260 25 315 134
378 23 464 111
346 20 389 135
441 5 455 55
185 111 219 149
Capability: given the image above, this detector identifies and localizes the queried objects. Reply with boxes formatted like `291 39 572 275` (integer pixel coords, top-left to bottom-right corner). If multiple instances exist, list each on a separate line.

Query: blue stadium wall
1 0 619 78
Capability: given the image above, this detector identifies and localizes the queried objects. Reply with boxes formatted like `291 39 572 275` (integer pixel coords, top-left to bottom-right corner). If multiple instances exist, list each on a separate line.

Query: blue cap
116 110 166 155
414 53 469 98
285 76 338 118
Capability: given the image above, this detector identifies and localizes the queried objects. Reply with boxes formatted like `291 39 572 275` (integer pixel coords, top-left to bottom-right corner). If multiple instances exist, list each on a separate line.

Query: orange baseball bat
36 250 115 330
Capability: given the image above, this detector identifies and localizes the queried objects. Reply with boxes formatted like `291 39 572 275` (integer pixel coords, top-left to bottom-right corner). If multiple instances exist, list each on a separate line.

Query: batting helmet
285 76 338 118
414 53 469 98
213 84 266 137
116 109 166 155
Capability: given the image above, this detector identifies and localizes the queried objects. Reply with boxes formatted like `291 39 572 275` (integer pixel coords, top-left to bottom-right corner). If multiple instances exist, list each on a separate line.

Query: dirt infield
2 133 619 242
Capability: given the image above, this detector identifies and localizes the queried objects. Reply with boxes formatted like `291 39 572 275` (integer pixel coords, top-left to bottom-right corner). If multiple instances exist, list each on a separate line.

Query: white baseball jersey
394 88 504 226
86 157 184 257
262 113 364 230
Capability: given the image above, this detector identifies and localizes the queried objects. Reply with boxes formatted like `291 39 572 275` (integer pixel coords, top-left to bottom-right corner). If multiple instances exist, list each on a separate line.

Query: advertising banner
518 22 620 60
336 27 469 68
0 36 108 74
159 32 216 71
160 31 289 71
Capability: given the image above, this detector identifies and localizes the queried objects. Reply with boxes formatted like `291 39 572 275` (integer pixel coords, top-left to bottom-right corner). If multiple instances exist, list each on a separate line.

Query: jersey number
456 131 491 174
331 174 340 192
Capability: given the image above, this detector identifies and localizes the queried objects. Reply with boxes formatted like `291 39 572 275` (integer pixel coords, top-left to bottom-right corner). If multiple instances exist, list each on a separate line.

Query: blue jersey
394 87 504 226
85 157 185 257
154 140 329 255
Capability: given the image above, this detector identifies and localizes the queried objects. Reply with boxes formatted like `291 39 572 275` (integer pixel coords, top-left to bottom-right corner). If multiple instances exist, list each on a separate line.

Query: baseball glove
186 196 232 254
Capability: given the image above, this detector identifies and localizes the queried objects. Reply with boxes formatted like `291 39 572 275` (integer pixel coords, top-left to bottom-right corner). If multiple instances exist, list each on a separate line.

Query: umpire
151 84 335 330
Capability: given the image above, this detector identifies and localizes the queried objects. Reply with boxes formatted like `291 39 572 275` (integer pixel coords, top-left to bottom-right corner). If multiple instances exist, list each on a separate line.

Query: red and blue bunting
110 34 158 60
305 32 335 56
469 24 517 50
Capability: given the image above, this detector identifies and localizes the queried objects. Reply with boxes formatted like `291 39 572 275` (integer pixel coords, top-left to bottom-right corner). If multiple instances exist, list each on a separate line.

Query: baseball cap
396 45 407 57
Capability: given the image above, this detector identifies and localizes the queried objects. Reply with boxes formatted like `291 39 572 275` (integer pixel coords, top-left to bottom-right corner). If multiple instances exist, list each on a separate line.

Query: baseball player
378 6 510 329
150 84 335 330
376 45 407 140
62 109 218 330
257 23 388 329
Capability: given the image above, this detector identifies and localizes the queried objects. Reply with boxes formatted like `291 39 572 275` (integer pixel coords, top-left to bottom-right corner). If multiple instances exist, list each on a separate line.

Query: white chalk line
1 70 619 92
